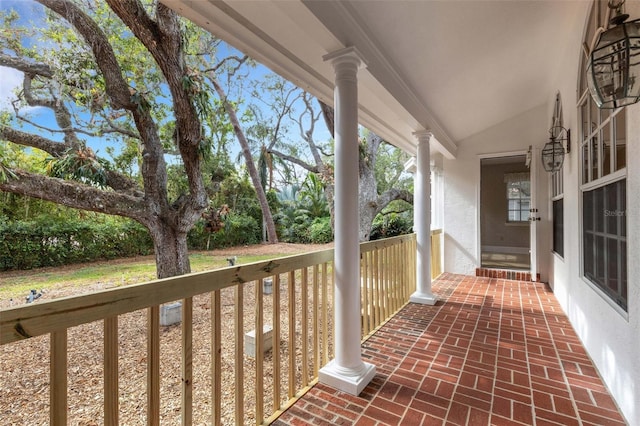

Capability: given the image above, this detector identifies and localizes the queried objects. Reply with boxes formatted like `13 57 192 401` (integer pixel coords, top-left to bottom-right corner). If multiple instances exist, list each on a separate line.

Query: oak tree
0 0 277 278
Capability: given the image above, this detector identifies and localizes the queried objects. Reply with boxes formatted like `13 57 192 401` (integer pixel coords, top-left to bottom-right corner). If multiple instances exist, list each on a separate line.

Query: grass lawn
0 247 310 302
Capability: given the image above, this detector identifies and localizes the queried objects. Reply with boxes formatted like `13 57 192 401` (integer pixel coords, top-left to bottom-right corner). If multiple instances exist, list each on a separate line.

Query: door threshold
475 267 540 282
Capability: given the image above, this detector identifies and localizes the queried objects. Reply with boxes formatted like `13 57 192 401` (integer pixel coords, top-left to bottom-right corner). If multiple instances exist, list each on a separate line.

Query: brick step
475 267 540 282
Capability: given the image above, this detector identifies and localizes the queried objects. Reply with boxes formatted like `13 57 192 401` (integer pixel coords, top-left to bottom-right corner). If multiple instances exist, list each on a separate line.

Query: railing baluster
235 285 244 425
368 251 375 332
397 243 404 305
287 270 295 399
414 238 418 289
272 274 281 411
386 246 392 314
147 306 160 426
374 248 380 328
361 252 369 337
211 290 221 426
256 280 264 424
182 297 193 426
378 247 383 322
393 246 397 309
390 246 396 312
321 263 329 366
301 267 309 387
402 241 409 299
431 229 443 279
104 316 118 426
50 329 67 426
383 248 389 320
394 243 400 311
331 262 335 358
312 265 319 376
408 240 413 297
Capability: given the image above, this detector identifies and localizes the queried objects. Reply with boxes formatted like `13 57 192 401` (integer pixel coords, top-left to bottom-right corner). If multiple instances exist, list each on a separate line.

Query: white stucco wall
549 100 640 424
544 3 640 423
442 3 639 423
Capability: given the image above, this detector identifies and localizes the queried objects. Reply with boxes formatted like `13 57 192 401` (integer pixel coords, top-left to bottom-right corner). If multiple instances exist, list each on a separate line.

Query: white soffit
161 1 589 159
161 0 445 157
304 0 587 146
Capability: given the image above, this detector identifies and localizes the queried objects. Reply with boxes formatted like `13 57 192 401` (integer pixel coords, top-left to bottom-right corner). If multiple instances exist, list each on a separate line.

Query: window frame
505 174 531 223
577 0 628 315
552 197 564 258
550 93 565 258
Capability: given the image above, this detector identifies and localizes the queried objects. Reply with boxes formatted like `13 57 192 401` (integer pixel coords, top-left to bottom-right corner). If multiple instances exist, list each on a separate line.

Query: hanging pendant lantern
542 139 565 172
541 127 570 172
587 0 640 109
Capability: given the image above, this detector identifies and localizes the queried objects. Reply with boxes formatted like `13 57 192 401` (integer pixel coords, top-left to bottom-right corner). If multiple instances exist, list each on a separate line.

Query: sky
0 0 331 171
0 0 43 110
0 66 23 110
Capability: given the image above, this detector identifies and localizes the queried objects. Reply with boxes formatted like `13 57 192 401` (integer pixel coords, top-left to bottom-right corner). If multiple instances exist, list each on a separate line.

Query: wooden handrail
0 233 441 425
1 249 334 345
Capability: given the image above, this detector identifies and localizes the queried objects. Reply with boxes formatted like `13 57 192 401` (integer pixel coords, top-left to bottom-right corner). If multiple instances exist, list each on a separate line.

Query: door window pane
505 174 530 223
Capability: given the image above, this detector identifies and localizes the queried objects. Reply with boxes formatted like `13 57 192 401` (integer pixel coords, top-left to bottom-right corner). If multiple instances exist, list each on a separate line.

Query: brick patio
274 273 627 425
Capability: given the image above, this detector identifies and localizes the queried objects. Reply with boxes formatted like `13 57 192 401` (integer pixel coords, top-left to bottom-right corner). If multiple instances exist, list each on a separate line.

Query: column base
318 360 376 395
410 291 438 305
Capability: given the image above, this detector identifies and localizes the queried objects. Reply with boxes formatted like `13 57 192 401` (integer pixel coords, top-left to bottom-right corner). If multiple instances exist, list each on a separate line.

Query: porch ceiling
161 0 589 158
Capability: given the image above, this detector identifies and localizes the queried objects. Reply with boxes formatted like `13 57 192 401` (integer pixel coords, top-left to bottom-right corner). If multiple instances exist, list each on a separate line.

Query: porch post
410 130 438 305
318 46 376 395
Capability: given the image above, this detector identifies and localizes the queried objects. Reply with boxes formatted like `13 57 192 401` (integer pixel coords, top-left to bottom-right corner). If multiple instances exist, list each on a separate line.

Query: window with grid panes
551 93 565 257
505 173 530 222
578 0 627 310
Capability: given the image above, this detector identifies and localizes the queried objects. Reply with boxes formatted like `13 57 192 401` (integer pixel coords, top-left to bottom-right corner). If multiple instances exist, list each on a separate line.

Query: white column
410 130 438 305
318 46 375 395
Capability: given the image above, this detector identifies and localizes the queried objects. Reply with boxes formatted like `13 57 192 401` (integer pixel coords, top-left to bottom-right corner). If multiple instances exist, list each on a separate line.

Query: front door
528 146 538 281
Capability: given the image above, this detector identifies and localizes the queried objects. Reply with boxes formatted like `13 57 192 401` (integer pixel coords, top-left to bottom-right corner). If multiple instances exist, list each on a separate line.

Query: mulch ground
0 242 333 425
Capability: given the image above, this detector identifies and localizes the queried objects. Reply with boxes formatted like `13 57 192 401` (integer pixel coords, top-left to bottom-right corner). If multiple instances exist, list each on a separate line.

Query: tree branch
21 73 82 146
0 126 66 157
0 53 53 78
37 0 134 110
375 188 413 216
268 148 318 173
0 169 148 221
106 0 202 146
0 125 143 195
207 55 249 74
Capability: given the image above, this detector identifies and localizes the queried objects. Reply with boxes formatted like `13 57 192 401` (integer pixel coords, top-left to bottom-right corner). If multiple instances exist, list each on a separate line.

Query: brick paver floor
274 273 628 425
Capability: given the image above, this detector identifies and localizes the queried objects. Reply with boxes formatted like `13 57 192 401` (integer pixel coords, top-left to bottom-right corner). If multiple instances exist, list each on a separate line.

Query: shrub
370 213 413 240
188 212 261 249
309 217 333 243
0 218 152 271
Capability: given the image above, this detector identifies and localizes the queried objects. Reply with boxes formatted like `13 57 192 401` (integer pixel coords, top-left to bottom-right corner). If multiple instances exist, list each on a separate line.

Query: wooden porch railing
431 228 443 279
0 232 441 425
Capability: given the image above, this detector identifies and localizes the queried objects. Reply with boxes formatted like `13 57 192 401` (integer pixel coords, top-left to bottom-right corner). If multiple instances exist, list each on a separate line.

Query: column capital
323 46 367 70
412 129 433 143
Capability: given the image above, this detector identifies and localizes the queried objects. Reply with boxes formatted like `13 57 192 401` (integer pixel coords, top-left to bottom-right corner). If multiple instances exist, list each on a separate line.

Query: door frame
477 150 534 273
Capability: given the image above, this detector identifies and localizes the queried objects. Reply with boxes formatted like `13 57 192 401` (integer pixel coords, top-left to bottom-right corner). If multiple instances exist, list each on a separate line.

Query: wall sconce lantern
542 126 570 172
587 0 640 109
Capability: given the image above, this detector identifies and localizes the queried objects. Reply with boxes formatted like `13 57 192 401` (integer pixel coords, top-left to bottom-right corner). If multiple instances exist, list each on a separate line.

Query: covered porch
1 0 637 424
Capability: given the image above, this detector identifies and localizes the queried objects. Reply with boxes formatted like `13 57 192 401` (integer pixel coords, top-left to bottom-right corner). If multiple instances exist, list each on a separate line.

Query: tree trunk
148 223 191 279
210 76 279 243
